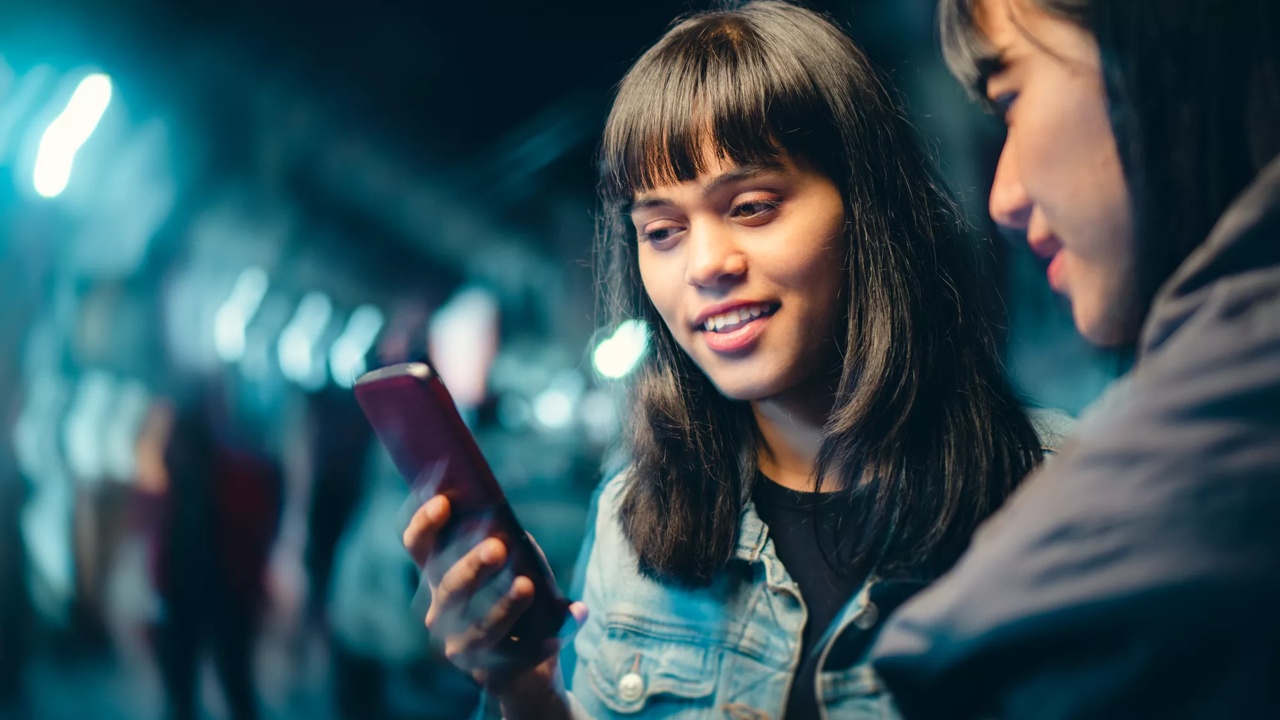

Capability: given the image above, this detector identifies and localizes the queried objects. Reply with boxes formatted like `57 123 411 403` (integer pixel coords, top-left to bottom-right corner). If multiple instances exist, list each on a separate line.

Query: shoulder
578 468 637 575
599 467 631 507
874 291 1280 715
1025 406 1077 455
590 467 632 532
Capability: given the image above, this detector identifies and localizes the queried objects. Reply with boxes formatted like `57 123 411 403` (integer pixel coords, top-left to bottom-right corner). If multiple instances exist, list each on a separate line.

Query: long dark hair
940 0 1280 339
596 0 1043 588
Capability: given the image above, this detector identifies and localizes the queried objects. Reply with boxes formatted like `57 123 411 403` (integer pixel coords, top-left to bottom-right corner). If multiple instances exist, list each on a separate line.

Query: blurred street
0 1 1120 718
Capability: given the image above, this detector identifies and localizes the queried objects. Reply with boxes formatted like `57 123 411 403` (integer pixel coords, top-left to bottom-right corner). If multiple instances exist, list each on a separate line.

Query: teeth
703 305 772 332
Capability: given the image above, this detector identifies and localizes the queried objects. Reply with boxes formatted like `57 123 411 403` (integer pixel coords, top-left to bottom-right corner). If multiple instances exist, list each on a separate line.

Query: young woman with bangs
403 2 1068 717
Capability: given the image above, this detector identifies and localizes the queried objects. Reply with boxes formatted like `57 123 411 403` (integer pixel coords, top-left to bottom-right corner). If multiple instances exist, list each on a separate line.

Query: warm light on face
632 152 846 405
977 0 1138 346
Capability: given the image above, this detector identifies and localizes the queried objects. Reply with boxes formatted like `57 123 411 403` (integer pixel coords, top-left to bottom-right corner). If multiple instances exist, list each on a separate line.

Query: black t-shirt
752 474 868 720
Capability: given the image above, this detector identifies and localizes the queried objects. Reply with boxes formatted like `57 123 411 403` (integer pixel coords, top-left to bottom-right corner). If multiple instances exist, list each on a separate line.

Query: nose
685 221 747 289
989 139 1032 232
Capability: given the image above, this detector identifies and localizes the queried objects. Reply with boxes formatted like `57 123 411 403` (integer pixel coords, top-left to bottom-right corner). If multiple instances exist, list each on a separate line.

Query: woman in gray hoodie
872 1 1280 717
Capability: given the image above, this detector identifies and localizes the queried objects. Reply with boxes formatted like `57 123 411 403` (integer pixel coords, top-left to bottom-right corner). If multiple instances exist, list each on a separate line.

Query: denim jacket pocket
818 665 900 720
585 612 720 715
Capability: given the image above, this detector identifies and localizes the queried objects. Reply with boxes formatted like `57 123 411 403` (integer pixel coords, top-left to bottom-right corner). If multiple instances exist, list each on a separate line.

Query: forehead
978 0 1102 72
973 0 1026 47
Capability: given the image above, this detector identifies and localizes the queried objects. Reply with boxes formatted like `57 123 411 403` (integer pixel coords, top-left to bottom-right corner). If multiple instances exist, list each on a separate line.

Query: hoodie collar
1141 152 1280 355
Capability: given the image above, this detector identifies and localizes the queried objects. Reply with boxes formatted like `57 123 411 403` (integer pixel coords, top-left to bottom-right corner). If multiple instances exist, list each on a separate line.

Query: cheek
775 204 846 289
793 233 846 297
1020 76 1118 205
767 248 846 329
637 253 682 331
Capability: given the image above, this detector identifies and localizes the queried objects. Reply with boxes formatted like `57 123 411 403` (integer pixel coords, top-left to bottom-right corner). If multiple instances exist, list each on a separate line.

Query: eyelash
640 227 677 244
637 197 783 245
992 92 1018 121
731 198 781 218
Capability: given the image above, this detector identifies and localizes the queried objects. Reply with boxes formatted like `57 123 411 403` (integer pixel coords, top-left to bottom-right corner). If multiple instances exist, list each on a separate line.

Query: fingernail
425 497 444 521
509 577 530 599
480 540 501 564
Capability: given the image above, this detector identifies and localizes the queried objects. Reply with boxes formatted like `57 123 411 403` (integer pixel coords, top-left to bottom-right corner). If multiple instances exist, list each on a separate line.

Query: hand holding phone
354 362 577 680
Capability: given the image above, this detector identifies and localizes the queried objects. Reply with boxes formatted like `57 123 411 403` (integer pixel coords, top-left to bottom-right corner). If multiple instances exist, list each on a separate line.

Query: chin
711 384 770 402
704 374 780 403
1074 305 1140 348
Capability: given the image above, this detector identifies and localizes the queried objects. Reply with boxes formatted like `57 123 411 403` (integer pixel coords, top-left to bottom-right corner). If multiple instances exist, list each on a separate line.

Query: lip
691 299 778 331
701 313 772 354
1046 252 1066 292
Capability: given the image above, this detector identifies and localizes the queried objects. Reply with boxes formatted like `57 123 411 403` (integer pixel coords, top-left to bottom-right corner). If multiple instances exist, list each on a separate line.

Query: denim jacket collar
733 498 769 563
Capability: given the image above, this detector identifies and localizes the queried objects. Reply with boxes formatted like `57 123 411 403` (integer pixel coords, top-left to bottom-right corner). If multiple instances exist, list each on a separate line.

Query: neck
752 381 835 493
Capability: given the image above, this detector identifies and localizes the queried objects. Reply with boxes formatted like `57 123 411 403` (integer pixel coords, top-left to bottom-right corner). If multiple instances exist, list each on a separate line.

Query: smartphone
354 362 572 672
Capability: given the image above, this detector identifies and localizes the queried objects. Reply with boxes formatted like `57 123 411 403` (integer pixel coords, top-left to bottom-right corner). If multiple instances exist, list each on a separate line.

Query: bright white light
102 381 150 481
592 320 649 379
33 72 112 198
329 305 385 388
21 479 76 624
214 267 269 362
63 371 116 483
428 287 499 408
278 292 333 389
14 371 69 483
533 388 574 430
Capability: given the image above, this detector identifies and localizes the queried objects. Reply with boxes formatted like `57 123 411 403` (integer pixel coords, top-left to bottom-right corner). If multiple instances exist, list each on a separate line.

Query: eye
730 197 781 221
638 223 684 248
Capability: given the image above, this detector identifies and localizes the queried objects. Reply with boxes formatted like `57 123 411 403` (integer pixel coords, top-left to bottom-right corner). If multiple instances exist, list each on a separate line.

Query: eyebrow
629 161 790 213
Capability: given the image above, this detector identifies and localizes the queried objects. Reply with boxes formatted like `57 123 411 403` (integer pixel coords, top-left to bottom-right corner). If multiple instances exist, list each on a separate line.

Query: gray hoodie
871 154 1280 719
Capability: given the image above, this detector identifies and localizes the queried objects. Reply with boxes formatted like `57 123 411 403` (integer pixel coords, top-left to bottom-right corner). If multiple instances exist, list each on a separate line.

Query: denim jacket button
619 672 645 702
853 601 879 630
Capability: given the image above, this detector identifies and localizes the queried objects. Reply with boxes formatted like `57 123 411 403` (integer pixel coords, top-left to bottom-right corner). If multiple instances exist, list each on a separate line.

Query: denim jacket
562 410 1075 719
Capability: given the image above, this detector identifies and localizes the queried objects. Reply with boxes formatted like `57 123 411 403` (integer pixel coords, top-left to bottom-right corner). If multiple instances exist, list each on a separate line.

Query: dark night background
0 1 1116 718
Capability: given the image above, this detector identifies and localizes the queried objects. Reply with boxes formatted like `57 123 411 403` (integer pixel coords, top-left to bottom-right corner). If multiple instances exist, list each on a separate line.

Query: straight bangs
599 12 838 207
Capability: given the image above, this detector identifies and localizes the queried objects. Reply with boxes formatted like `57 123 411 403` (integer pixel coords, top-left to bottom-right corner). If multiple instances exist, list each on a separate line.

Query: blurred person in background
403 2 1071 718
0 210 53 716
871 1 1280 717
299 386 373 633
324 314 479 718
0 300 24 713
145 372 282 720
307 380 406 719
0 351 29 715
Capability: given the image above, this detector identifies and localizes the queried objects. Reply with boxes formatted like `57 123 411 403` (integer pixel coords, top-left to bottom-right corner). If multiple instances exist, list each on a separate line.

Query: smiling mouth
700 303 779 333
